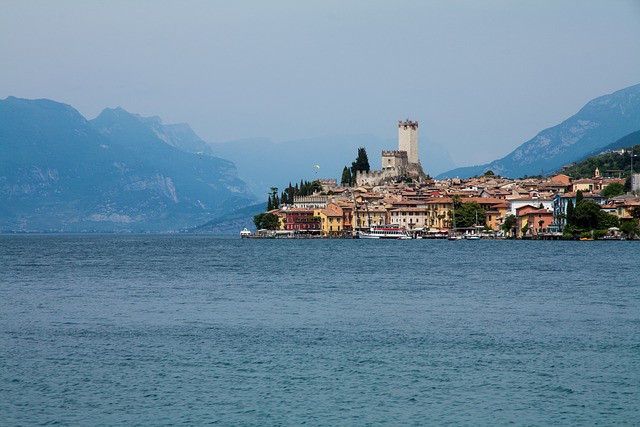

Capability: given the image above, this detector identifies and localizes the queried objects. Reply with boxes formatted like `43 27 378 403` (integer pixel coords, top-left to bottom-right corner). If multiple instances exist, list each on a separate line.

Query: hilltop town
253 120 640 239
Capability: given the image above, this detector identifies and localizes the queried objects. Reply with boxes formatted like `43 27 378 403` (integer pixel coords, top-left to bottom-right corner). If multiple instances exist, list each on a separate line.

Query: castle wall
355 168 404 187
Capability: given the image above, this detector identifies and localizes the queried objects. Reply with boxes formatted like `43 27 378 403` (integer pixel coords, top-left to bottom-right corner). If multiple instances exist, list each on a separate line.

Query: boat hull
356 225 412 239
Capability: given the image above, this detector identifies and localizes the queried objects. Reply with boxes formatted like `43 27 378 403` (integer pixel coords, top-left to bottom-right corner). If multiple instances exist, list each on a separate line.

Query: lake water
1 235 639 426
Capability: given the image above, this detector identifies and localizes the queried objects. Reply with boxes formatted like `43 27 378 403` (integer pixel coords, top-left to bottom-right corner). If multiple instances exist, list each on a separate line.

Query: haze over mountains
437 83 640 179
0 97 255 232
1 83 639 233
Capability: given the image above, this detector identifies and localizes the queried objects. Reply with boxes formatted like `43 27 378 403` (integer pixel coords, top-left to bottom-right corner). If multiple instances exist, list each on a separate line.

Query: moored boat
356 224 412 239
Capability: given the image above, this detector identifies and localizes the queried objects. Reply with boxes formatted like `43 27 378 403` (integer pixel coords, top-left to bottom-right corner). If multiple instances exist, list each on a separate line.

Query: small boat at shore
356 224 412 239
240 228 252 238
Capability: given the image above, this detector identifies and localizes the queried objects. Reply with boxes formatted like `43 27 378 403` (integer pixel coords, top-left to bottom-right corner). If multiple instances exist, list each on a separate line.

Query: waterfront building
353 204 388 230
484 202 510 231
468 197 509 231
507 196 554 217
552 192 606 230
423 198 454 230
284 209 321 234
516 206 554 238
389 206 429 231
315 203 344 237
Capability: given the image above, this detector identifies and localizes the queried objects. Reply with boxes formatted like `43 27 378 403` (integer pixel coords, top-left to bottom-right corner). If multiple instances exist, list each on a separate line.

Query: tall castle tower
398 120 419 164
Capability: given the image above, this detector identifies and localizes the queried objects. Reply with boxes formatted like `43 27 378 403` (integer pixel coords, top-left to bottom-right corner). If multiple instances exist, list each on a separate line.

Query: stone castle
356 120 425 186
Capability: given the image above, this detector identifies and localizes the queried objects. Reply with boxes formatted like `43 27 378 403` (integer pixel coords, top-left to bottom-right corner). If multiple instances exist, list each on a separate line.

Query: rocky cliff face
437 83 640 179
0 97 256 232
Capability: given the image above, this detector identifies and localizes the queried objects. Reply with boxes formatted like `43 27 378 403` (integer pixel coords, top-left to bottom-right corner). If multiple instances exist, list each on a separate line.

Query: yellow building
315 203 344 237
472 197 510 231
423 198 454 230
353 204 388 230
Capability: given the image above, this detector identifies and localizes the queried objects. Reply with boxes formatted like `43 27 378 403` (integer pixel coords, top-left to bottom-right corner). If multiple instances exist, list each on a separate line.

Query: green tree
620 220 639 239
253 213 281 230
502 214 516 237
484 170 495 176
454 201 485 228
566 199 575 225
268 187 278 210
573 199 601 229
341 166 352 186
597 211 620 230
601 182 625 198
351 147 370 177
576 190 584 204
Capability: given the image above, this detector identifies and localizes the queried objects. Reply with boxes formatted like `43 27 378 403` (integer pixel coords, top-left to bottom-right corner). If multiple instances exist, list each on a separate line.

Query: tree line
266 180 323 211
562 144 640 180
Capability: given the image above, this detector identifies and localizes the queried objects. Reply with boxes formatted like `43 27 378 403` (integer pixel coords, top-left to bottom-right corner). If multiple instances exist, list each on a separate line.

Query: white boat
357 224 412 239
240 227 252 238
464 234 481 240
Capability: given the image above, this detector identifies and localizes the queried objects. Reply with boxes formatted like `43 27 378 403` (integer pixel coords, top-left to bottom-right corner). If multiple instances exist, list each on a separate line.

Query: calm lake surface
1 235 639 426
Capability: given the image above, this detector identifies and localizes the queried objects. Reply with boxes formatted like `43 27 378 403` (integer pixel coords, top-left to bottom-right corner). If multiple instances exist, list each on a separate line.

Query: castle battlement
398 120 418 130
382 150 408 158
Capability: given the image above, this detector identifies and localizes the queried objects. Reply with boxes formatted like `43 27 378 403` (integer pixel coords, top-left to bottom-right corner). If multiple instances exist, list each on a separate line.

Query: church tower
398 120 419 164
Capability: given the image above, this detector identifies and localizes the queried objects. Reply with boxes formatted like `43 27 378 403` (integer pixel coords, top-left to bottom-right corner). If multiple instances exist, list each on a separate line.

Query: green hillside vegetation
561 143 640 180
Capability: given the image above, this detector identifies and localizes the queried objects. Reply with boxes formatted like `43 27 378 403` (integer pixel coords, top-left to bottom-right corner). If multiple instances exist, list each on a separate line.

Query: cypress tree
353 147 370 172
341 166 351 186
567 199 575 225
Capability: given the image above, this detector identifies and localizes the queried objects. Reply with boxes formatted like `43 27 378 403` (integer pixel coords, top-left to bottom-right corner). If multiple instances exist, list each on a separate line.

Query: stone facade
398 120 419 164
382 150 408 170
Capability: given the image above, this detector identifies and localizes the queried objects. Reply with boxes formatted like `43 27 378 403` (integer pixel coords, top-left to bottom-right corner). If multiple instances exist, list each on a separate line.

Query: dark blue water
1 235 638 426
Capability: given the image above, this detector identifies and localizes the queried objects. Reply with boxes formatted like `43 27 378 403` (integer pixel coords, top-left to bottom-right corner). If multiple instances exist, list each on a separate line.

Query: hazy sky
2 0 640 167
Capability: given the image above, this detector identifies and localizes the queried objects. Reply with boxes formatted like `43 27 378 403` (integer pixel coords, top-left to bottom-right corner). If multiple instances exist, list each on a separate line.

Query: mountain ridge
437 83 640 179
0 97 256 232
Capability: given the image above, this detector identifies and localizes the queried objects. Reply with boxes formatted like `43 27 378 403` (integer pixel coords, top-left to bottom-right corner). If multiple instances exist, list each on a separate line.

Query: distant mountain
210 134 456 196
0 97 255 232
138 115 216 156
437 83 640 179
599 129 640 153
